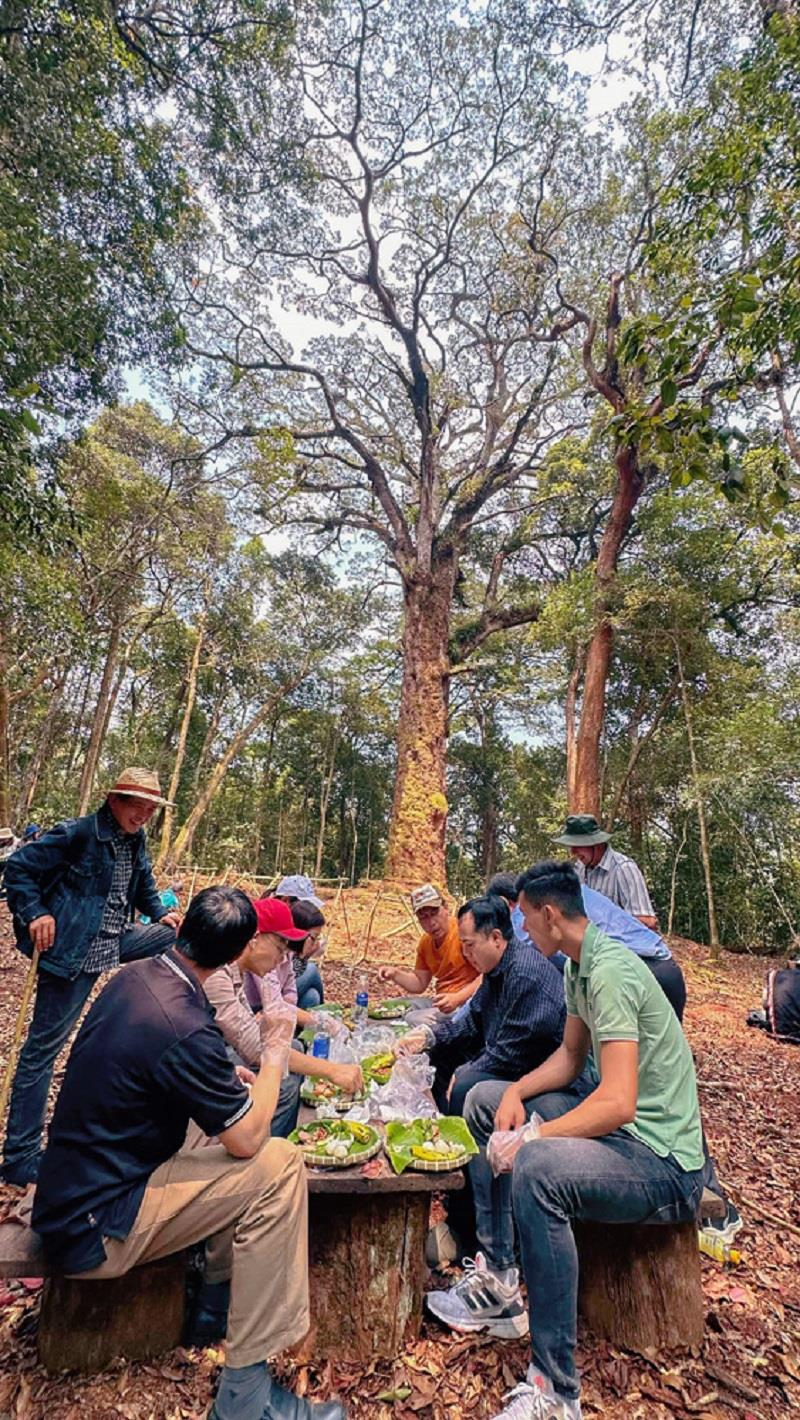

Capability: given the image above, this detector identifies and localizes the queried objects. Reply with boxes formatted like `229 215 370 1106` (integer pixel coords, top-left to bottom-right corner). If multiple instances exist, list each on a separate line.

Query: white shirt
573 845 655 918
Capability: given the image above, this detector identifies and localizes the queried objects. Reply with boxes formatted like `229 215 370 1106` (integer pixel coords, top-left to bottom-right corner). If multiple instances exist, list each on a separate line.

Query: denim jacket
4 809 165 979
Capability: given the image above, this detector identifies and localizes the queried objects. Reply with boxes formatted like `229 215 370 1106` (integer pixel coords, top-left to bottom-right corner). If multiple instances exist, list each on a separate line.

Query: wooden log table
295 1107 464 1365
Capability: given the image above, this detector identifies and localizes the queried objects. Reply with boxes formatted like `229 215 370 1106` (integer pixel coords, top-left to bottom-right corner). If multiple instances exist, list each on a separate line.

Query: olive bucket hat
552 813 611 847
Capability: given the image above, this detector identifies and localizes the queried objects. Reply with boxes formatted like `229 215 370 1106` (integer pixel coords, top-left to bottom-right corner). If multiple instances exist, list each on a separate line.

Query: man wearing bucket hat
2 767 181 1186
552 815 658 929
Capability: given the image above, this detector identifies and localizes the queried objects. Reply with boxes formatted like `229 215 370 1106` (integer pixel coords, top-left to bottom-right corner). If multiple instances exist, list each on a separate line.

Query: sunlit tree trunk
573 446 643 815
386 559 456 884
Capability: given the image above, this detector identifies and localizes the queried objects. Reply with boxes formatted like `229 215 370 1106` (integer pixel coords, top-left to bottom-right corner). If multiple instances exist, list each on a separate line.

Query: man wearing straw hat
2 767 181 1187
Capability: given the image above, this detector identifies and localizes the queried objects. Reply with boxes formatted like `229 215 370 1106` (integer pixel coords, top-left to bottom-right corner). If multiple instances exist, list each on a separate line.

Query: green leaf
660 379 677 408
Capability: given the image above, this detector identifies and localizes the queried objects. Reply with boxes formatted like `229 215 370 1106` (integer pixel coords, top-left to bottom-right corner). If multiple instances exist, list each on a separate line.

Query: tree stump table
294 1109 464 1365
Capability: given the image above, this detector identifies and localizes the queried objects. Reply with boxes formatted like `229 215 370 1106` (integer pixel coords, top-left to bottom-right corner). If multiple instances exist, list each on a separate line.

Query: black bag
764 967 800 1044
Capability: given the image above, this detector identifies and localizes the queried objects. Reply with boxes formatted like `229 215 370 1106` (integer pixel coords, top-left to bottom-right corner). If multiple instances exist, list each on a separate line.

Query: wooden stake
0 950 40 1124
188 865 199 903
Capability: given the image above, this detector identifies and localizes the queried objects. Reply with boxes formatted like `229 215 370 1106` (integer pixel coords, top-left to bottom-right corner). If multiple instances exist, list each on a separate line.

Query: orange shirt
414 917 479 993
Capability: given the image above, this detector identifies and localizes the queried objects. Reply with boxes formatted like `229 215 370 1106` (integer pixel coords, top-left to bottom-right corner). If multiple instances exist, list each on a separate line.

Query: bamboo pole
0 950 40 1124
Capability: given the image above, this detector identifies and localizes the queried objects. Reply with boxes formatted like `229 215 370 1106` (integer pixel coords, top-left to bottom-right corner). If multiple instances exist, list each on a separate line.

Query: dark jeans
464 1078 703 1400
294 960 324 1011
271 1073 302 1138
643 955 687 1022
440 1064 507 1252
2 922 175 1183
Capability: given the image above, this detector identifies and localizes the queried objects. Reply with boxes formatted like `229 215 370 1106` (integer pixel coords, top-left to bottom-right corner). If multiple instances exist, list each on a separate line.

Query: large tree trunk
77 619 123 815
386 558 456 884
156 615 206 869
573 447 643 815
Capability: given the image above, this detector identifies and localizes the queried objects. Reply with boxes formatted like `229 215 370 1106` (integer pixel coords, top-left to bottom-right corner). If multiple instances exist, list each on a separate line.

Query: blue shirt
512 891 670 962
430 935 566 1079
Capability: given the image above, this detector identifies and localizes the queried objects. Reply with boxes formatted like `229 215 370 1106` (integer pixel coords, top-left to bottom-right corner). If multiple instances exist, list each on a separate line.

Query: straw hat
106 767 175 808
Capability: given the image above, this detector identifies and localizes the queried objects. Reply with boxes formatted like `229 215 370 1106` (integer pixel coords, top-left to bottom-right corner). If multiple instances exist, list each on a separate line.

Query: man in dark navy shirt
32 885 344 1420
398 895 566 1269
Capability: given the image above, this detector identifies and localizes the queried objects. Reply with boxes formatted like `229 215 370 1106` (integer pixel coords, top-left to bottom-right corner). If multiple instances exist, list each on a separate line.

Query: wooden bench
0 1175 724 1372
576 1188 726 1354
0 1142 464 1373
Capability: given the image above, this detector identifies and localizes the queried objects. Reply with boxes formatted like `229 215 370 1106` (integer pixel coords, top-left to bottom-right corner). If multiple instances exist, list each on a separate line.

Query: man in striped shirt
553 815 657 929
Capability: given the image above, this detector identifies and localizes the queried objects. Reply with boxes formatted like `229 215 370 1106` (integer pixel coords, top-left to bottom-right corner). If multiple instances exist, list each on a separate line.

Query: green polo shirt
563 922 704 1172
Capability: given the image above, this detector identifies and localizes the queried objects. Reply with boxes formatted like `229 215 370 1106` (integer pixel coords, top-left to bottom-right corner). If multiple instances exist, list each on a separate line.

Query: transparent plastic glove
259 997 297 1070
393 1026 434 1057
487 1114 544 1176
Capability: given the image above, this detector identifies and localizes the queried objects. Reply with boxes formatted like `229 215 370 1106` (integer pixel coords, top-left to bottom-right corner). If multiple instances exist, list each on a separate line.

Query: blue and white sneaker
426 1252 529 1338
490 1366 582 1420
700 1200 743 1245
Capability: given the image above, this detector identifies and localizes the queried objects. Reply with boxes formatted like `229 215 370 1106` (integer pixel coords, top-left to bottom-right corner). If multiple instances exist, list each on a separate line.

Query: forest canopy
1 0 798 950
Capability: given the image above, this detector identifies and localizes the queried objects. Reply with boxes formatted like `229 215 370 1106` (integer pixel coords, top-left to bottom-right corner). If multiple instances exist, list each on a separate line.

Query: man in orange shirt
378 883 480 1027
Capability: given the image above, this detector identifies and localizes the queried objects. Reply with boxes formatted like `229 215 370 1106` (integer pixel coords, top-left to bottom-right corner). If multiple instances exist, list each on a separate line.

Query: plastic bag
350 1023 398 1058
368 1052 438 1122
487 1114 543 1176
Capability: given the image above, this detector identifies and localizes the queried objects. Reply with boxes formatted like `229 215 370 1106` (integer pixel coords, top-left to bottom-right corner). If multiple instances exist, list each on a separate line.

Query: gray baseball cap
275 874 324 907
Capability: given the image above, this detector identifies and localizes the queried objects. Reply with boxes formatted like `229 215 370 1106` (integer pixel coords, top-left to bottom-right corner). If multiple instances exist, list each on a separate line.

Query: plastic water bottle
698 1229 742 1265
311 1031 330 1060
354 971 369 1024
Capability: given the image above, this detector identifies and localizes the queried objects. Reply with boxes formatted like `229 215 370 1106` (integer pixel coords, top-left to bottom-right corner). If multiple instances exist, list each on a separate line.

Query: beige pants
75 1133 310 1368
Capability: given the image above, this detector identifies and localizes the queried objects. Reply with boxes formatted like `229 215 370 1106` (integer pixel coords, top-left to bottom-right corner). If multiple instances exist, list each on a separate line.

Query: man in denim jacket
2 767 180 1186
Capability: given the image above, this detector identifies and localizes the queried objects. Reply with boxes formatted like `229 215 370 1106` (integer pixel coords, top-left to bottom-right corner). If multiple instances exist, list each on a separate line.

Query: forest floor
0 882 798 1420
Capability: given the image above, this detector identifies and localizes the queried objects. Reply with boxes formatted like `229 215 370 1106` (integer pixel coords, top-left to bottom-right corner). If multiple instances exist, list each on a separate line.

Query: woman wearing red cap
205 899 362 1135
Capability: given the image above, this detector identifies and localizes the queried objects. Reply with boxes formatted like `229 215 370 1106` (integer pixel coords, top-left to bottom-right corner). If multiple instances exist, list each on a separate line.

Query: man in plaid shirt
2 767 181 1186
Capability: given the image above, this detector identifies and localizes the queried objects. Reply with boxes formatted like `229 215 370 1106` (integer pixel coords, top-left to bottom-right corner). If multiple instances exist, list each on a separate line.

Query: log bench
0 1172 724 1373
0 1142 464 1373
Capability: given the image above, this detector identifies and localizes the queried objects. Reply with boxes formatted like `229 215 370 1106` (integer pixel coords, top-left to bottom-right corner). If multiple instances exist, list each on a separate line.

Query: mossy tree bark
386 560 456 884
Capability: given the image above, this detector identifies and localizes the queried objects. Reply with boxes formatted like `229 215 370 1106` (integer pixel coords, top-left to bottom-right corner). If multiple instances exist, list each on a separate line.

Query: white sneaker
426 1252 529 1338
490 1366 582 1420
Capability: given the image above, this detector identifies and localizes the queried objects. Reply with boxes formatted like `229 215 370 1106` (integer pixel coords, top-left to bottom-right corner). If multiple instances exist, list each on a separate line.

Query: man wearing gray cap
553 815 657 929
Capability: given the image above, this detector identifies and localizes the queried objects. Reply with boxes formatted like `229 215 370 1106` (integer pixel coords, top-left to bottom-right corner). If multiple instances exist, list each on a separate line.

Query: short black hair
290 899 325 933
486 872 518 904
457 894 513 942
177 885 257 969
516 861 584 918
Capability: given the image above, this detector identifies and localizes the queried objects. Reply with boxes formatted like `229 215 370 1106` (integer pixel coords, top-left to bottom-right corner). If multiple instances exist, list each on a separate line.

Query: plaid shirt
82 812 134 973
573 846 655 919
430 934 566 1080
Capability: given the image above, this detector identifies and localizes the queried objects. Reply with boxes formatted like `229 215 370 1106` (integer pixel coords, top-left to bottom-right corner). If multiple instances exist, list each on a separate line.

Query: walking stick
0 949 40 1124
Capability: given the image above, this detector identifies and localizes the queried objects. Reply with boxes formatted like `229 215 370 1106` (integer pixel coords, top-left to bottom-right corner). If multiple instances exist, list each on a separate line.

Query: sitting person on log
32 884 344 1420
288 899 328 1011
487 871 687 1020
206 896 363 1129
378 881 481 1027
427 860 705 1420
274 875 328 1010
397 893 566 1114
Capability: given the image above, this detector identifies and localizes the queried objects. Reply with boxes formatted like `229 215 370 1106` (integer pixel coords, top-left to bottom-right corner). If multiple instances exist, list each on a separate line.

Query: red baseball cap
252 896 308 941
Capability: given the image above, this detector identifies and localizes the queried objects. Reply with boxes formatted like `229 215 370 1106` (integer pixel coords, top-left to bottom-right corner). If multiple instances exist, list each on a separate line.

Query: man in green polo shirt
426 861 705 1420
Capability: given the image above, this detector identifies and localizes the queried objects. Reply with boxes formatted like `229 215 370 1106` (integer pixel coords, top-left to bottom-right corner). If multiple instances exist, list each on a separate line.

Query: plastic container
311 1031 330 1059
698 1229 742 1265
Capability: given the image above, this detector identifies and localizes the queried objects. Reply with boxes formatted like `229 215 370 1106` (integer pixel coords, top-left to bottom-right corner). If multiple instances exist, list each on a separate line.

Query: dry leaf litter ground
0 881 798 1420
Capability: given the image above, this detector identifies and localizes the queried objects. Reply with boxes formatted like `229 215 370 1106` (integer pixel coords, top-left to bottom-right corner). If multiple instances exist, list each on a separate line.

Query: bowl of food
289 1119 382 1168
385 1117 479 1173
299 1077 365 1111
368 998 409 1020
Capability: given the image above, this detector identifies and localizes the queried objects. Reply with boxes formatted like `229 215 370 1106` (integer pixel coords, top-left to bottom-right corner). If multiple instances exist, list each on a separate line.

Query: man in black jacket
2 767 180 1186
